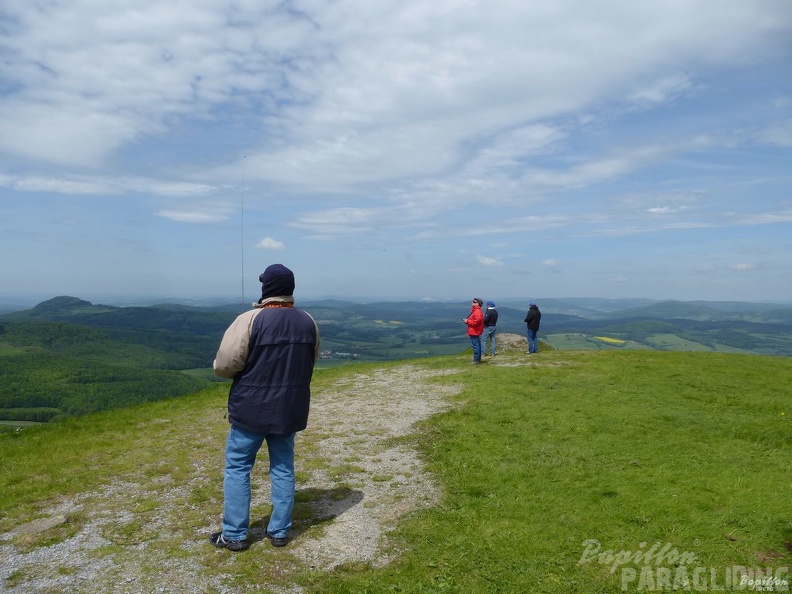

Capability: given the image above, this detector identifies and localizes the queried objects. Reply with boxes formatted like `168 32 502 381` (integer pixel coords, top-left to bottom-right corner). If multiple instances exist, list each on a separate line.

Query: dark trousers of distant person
527 329 539 354
470 335 482 363
482 326 497 355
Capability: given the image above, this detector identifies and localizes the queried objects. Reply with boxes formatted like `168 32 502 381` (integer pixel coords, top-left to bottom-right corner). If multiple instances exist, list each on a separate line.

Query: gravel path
0 362 466 594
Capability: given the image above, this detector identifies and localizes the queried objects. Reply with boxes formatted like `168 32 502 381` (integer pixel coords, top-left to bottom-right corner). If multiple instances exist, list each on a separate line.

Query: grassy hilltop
0 344 789 593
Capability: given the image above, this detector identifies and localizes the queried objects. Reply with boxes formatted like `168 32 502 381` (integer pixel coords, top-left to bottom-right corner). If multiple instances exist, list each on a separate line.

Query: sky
1 0 791 305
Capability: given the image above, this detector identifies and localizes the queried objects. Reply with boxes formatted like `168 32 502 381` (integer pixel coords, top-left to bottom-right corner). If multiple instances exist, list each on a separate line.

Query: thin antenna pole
240 156 246 308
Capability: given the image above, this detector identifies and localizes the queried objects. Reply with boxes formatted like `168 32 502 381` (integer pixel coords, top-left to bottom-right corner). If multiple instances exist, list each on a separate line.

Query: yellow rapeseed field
594 336 626 345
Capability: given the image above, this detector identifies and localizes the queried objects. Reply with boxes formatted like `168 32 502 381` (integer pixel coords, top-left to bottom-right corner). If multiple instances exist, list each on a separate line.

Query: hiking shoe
266 532 289 547
210 531 249 551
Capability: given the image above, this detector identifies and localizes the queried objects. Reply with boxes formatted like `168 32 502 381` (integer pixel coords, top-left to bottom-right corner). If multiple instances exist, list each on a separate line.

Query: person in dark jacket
524 302 541 354
211 264 320 551
482 301 499 356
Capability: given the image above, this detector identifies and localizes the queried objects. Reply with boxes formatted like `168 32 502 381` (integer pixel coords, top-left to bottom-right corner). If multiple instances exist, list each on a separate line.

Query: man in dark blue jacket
524 302 541 354
211 264 319 550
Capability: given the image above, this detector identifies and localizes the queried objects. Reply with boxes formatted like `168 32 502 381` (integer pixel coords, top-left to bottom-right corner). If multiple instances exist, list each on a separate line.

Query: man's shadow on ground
249 486 364 544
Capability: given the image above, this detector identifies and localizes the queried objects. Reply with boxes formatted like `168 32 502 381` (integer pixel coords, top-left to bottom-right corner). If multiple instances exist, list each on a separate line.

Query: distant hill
494 297 658 316
5 295 242 332
593 300 792 324
532 300 792 355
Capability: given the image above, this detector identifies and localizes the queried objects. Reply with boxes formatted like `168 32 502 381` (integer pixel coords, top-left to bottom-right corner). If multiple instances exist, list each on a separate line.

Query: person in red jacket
462 298 485 364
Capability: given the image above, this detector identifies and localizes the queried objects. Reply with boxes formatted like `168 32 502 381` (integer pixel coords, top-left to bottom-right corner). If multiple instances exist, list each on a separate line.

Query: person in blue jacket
211 264 320 550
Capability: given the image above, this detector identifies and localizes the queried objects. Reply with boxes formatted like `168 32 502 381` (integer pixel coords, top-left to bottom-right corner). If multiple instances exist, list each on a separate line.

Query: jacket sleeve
213 310 260 379
304 311 322 361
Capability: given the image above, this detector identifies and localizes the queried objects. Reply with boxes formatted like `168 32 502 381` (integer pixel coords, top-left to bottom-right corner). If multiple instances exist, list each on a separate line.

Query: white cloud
155 198 234 223
10 175 114 196
477 255 504 266
0 172 217 197
288 207 383 239
156 209 228 223
466 125 567 174
756 119 792 147
772 96 791 109
742 211 792 225
626 74 693 107
730 263 757 271
256 237 285 250
0 2 316 168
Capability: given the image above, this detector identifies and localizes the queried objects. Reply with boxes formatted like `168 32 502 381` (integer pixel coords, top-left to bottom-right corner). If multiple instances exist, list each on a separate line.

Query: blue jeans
482 326 497 355
223 426 296 540
470 335 482 362
527 329 538 353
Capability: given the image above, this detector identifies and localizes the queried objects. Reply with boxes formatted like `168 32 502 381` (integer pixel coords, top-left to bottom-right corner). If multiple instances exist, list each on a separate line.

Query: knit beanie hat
259 264 295 300
486 301 495 307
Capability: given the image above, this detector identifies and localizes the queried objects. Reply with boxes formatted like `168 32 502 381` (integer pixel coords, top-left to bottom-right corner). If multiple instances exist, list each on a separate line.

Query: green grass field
1 349 790 592
544 332 756 354
302 351 791 593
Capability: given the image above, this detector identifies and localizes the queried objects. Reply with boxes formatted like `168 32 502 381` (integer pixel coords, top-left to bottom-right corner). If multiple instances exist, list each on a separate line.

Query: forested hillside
0 351 208 420
0 296 235 428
